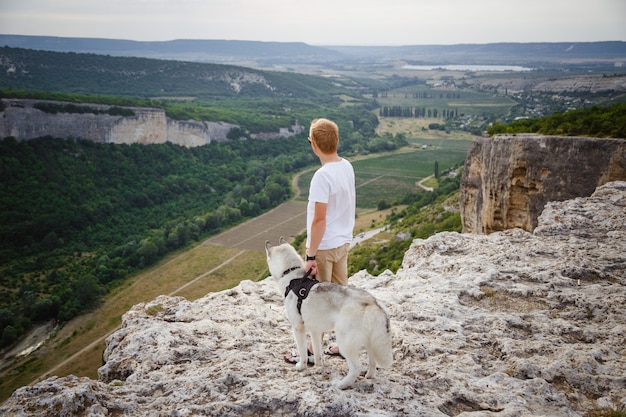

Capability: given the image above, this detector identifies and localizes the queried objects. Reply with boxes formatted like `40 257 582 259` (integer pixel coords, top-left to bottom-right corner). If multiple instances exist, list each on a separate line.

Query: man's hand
305 259 318 277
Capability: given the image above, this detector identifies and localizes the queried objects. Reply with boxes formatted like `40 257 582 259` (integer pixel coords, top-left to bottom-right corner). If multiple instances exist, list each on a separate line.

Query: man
284 118 356 363
304 118 355 284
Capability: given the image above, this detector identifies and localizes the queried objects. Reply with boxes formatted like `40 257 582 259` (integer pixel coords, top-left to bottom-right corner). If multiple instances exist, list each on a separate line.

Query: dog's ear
279 236 287 245
265 240 272 253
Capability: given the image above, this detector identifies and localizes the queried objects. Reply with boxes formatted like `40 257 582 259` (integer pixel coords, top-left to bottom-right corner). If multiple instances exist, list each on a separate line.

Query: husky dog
265 237 393 389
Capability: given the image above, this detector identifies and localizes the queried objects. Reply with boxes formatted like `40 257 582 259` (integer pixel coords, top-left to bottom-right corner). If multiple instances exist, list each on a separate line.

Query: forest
0 46 351 100
0 46 382 136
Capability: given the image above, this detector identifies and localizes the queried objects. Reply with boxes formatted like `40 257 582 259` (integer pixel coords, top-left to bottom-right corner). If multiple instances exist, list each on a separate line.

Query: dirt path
291 167 315 200
417 175 435 192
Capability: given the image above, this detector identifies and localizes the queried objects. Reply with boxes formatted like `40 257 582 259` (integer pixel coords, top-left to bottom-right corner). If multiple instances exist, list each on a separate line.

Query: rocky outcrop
0 99 304 147
460 134 626 234
1 181 624 416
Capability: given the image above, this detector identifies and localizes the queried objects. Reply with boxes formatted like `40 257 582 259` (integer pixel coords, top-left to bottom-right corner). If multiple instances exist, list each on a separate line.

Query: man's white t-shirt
306 158 356 250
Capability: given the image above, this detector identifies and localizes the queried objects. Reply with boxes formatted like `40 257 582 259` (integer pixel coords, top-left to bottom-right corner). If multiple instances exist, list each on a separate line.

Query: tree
434 161 439 179
137 239 159 265
377 199 390 210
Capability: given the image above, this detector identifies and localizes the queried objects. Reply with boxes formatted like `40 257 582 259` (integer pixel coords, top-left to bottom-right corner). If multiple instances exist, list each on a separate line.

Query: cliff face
1 181 624 416
0 99 303 147
460 134 626 234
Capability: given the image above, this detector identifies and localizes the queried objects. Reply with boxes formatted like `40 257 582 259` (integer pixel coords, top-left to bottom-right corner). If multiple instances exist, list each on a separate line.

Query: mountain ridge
1 34 625 65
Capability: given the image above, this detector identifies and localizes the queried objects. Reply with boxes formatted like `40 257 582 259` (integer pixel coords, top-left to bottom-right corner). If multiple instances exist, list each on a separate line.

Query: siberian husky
265 237 393 389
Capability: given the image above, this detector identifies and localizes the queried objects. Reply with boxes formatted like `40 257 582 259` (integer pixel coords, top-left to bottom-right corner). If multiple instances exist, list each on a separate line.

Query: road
351 227 386 248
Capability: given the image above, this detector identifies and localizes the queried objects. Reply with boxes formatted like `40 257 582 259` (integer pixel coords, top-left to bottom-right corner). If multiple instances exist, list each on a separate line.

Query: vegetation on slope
0 47 353 100
487 103 626 138
349 175 462 275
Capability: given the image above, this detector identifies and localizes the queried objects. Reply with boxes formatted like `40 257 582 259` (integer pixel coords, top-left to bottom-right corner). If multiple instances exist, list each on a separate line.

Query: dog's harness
283 267 319 315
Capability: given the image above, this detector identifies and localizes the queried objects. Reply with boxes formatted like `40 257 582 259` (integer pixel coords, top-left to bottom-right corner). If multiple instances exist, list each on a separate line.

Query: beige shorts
314 243 350 285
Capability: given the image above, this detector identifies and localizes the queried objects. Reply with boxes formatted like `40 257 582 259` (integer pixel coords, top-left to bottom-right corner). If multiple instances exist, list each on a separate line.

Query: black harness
283 267 319 315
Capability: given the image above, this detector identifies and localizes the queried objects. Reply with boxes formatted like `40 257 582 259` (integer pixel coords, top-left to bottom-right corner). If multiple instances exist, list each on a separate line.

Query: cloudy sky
1 0 624 46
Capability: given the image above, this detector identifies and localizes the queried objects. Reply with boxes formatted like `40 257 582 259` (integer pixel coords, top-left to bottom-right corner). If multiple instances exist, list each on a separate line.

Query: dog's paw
365 369 376 379
295 361 307 371
333 379 353 390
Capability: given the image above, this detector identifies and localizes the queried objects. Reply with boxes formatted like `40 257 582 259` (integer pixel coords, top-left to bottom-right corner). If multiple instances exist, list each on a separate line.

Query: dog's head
265 236 304 279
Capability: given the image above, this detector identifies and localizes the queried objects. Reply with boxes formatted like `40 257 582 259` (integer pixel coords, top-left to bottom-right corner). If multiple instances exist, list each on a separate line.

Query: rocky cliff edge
460 134 626 234
1 181 625 416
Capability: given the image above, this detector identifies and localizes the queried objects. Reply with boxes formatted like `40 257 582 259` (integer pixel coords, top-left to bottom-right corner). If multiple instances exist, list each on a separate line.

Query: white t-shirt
306 158 356 250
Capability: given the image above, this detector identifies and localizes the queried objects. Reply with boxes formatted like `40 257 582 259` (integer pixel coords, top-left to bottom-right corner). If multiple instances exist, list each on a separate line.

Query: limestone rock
460 134 626 234
2 182 625 416
0 99 304 147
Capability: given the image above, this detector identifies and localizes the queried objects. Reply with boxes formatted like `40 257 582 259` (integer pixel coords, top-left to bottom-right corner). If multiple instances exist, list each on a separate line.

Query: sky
0 0 625 46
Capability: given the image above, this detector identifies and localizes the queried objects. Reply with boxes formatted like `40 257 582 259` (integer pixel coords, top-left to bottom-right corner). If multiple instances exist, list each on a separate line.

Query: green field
297 140 471 209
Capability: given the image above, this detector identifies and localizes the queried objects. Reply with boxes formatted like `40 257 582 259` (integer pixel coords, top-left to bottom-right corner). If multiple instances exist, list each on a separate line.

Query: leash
283 267 319 315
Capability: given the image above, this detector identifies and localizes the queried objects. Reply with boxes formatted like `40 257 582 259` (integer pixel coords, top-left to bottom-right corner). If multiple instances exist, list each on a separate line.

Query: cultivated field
203 200 308 251
298 142 470 208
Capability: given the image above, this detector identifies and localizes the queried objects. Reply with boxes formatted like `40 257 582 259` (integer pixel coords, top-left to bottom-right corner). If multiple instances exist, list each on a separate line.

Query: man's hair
310 118 339 154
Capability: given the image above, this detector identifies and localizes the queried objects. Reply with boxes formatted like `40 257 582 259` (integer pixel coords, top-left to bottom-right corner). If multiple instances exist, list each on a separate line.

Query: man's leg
314 249 333 283
329 243 349 285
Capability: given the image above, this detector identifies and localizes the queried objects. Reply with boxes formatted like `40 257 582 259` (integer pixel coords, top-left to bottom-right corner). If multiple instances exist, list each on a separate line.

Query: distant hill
328 42 626 64
0 46 352 99
0 35 625 66
0 35 345 64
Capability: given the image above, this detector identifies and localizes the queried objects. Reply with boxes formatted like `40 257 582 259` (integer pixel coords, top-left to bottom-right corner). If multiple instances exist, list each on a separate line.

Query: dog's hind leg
365 350 377 379
334 348 360 389
336 333 361 389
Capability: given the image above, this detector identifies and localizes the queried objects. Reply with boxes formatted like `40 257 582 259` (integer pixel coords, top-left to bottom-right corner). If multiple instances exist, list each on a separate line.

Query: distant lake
402 64 534 72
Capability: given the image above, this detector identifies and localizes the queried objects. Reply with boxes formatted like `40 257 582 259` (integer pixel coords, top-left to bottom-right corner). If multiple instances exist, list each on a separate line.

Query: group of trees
379 106 459 119
374 90 460 100
33 102 135 117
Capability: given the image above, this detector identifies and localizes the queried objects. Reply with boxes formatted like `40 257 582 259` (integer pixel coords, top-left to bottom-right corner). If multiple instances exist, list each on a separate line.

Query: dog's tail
367 301 393 368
